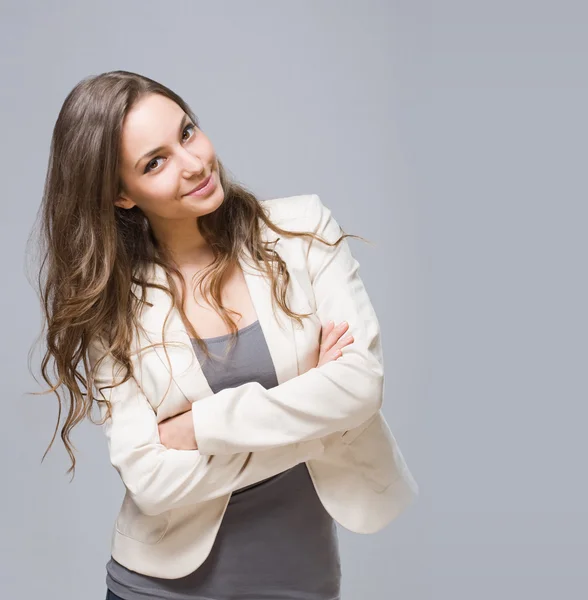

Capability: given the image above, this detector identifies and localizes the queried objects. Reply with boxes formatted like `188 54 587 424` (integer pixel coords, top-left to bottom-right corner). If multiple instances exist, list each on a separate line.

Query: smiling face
115 93 225 224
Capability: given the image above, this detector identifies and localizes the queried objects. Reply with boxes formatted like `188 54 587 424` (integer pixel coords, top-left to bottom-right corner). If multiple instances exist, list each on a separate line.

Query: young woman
32 70 418 600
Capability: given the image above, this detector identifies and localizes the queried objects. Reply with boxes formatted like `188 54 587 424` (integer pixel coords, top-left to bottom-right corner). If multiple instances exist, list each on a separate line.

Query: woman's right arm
89 324 352 517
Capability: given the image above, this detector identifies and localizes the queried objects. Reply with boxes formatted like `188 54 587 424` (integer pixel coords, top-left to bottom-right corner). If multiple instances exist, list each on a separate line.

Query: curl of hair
25 70 371 480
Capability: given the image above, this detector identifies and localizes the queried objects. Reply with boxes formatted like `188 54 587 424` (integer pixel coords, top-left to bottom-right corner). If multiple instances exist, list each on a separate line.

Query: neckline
191 319 260 343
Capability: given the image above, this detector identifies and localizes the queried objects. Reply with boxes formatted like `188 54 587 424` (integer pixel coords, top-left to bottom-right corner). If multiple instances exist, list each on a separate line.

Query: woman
31 70 418 599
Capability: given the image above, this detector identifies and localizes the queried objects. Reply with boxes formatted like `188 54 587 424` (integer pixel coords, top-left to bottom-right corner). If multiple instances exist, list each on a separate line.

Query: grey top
105 319 341 600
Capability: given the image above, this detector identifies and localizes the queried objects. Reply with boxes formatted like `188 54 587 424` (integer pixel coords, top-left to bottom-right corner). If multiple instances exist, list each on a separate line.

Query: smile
183 172 216 197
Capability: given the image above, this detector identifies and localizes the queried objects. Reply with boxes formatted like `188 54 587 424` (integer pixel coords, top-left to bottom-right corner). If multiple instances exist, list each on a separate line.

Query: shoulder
260 193 328 229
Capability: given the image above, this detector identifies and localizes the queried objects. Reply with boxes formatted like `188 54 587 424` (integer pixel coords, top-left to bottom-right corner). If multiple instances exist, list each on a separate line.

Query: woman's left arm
190 194 385 455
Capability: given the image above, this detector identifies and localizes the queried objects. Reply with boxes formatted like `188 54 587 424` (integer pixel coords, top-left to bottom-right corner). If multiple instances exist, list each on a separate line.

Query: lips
185 173 212 195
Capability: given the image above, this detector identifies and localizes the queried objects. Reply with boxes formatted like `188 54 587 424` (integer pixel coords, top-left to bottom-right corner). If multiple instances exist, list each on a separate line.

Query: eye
182 123 196 142
144 123 196 173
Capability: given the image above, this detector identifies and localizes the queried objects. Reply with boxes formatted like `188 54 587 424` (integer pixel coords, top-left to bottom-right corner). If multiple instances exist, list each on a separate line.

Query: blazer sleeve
89 337 329 517
190 193 384 455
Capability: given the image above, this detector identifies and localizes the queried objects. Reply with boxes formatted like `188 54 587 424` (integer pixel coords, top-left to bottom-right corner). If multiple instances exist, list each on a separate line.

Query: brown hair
26 70 369 479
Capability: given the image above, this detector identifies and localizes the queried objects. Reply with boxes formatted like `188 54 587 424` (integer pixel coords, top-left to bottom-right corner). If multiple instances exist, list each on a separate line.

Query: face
116 94 224 223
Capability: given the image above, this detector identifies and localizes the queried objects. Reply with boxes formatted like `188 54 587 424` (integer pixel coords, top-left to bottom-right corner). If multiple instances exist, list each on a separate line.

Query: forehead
120 94 185 161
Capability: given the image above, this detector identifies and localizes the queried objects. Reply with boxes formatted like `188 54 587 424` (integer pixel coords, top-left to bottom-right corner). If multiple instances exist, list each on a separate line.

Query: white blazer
90 193 419 579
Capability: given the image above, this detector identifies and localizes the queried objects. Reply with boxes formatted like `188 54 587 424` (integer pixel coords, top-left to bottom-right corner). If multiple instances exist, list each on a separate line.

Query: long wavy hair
26 70 369 479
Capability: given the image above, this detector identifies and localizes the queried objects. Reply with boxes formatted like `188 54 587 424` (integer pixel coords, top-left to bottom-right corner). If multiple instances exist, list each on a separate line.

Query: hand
317 320 356 446
158 410 199 451
317 320 354 368
158 321 353 451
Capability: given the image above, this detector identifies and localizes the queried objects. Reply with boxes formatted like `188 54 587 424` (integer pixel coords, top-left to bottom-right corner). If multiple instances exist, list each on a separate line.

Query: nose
178 146 205 176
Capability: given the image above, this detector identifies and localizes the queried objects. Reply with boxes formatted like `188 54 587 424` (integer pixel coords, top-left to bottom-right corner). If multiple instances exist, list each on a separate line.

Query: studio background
1 1 584 598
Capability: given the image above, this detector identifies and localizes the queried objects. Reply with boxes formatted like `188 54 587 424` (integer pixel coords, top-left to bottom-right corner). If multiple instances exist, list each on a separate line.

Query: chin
196 189 225 216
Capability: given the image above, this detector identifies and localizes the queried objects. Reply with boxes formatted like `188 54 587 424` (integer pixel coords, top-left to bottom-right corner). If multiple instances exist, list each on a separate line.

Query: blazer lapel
137 243 300 405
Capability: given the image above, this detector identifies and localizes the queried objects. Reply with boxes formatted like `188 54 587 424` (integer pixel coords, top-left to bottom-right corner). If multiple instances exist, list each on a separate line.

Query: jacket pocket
341 413 378 445
340 413 401 492
115 492 171 545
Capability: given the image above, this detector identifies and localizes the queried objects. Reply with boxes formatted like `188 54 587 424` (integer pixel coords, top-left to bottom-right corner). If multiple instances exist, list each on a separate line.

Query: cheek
141 174 181 209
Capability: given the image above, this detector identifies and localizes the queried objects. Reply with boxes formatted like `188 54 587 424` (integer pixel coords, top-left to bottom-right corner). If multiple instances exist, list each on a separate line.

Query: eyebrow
134 113 191 170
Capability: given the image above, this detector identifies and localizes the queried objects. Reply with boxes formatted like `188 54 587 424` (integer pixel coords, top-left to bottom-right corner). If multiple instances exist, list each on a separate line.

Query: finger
322 335 353 365
320 320 335 344
324 335 352 362
335 333 354 348
320 320 337 350
327 347 343 360
323 321 349 350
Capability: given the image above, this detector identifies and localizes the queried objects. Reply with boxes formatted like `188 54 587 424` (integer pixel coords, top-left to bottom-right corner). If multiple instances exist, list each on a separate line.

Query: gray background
1 0 585 598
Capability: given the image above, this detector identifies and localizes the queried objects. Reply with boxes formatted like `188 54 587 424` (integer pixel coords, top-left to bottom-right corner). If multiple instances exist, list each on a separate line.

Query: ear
114 195 136 210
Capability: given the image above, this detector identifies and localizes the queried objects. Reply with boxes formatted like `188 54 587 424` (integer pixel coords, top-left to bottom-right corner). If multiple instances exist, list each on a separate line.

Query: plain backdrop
1 1 585 599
